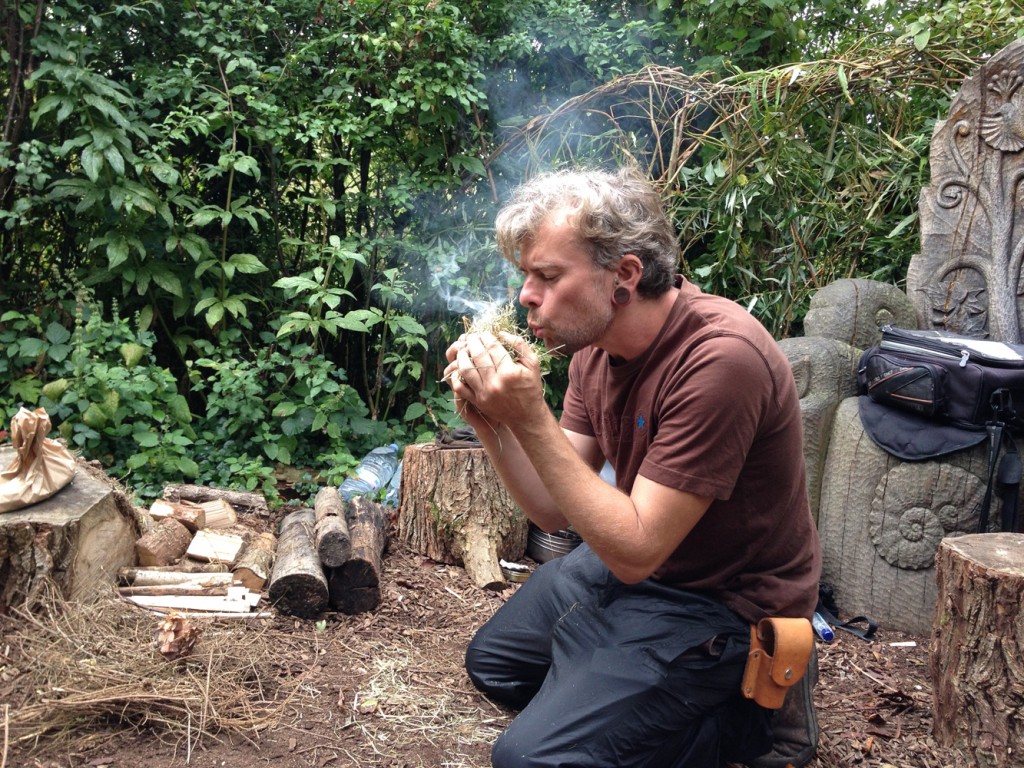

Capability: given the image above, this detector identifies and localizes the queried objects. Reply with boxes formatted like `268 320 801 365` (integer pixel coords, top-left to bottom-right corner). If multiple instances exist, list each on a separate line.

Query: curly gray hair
494 166 680 298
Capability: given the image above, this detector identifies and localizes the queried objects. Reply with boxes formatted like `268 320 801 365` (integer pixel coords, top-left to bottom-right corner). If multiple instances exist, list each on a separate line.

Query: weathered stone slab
816 397 1004 635
0 447 137 609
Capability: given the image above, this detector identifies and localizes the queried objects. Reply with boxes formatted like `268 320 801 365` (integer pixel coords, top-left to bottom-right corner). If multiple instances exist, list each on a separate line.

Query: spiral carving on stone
869 463 985 570
937 178 967 209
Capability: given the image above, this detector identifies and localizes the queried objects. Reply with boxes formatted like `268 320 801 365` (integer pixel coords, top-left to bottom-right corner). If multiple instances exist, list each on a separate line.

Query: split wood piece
198 498 238 529
148 499 206 532
186 529 246 565
268 507 328 618
931 533 1024 767
162 483 270 518
118 561 228 583
232 531 277 592
123 585 261 613
136 517 193 567
397 444 527 590
119 571 237 588
314 486 351 567
328 496 391 614
118 584 232 597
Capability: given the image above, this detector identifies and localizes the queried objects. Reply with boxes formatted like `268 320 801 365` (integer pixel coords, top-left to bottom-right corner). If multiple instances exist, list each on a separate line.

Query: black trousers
466 544 773 768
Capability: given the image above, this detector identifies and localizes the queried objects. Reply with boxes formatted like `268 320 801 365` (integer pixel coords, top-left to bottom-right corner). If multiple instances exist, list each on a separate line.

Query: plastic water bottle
383 460 403 507
340 444 399 501
811 612 835 643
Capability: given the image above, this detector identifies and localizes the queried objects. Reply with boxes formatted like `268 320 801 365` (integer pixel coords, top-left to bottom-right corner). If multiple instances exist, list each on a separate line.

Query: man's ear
615 253 644 289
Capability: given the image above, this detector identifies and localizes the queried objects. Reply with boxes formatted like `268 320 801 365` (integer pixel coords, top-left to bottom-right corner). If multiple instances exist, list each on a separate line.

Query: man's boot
749 645 819 768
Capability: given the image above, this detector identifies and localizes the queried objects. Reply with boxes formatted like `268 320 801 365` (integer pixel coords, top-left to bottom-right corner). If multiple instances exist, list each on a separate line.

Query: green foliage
2 0 1022 497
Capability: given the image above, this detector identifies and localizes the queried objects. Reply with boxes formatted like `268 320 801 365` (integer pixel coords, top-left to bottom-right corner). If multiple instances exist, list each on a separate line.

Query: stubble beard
535 302 615 356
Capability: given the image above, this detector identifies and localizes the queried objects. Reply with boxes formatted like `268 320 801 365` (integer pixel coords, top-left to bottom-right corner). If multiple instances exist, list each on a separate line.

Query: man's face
517 215 615 355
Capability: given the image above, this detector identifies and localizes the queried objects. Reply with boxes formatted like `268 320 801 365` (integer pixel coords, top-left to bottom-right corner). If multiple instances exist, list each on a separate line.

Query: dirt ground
2 533 972 768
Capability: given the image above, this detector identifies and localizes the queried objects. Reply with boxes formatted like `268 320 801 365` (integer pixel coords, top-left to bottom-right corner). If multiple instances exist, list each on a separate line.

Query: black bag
857 325 1024 533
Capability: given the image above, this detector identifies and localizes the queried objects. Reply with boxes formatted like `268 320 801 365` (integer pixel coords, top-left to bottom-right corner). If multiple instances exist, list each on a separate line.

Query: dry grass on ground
1 539 970 768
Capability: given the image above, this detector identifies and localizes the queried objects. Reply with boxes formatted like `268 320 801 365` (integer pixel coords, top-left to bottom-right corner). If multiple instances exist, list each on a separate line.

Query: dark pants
466 544 773 768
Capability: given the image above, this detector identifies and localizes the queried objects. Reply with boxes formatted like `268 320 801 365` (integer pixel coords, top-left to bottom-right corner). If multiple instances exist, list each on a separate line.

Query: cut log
136 517 193 567
268 507 328 618
314 486 351 566
198 498 238 528
931 533 1024 767
162 483 270 518
397 443 527 590
0 449 139 609
118 562 228 582
119 571 237 588
148 499 206 532
232 531 277 591
328 496 391 614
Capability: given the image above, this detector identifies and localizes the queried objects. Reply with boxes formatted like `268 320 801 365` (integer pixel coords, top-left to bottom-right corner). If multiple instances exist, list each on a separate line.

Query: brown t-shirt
560 278 821 622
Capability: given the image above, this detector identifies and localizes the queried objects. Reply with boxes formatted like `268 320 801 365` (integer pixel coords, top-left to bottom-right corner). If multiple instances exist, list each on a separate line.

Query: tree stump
931 533 1024 767
0 449 138 609
397 443 527 590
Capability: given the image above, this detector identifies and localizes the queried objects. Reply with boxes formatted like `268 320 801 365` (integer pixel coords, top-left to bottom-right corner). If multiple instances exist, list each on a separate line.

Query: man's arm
446 331 712 583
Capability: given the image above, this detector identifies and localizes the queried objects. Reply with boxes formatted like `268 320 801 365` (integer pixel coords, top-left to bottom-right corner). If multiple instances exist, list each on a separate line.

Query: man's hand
443 331 543 432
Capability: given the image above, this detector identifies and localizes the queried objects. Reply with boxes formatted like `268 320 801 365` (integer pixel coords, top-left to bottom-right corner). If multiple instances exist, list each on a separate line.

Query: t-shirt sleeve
639 334 777 500
558 353 596 436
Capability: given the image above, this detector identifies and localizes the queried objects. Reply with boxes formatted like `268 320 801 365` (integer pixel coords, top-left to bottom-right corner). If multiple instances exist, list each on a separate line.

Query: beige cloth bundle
0 407 77 513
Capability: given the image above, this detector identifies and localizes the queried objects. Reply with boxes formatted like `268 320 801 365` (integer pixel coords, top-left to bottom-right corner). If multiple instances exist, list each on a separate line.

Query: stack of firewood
122 485 275 617
267 489 391 618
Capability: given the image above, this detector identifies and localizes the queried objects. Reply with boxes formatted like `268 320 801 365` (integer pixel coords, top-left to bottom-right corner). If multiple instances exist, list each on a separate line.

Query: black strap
978 389 1022 533
814 601 877 642
998 441 1021 532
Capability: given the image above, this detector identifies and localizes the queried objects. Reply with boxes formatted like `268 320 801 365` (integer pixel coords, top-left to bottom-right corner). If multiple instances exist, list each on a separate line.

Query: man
444 166 821 768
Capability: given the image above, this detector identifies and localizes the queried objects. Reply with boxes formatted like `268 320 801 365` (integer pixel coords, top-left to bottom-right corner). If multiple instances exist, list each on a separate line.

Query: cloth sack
0 407 77 513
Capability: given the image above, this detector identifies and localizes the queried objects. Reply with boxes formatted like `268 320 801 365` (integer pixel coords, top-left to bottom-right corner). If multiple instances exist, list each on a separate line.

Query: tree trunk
396 444 527 590
328 496 390 614
268 508 327 618
931 533 1024 767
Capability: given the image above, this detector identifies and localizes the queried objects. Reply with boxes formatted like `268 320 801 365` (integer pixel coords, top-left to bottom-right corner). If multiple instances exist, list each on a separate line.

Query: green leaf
107 238 130 269
404 402 427 421
134 430 160 448
228 253 268 274
45 322 71 345
81 145 104 182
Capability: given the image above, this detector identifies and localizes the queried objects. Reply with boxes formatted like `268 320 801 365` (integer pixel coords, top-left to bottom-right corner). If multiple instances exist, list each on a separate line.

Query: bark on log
232 531 277 591
931 533 1024 767
314 486 351 567
268 508 328 618
328 496 390 614
397 444 527 590
119 570 236 588
118 562 228 582
162 483 270 518
135 517 193 567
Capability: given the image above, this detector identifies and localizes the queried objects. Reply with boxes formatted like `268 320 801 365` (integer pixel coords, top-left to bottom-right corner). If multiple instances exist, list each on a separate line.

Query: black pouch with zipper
856 325 1024 532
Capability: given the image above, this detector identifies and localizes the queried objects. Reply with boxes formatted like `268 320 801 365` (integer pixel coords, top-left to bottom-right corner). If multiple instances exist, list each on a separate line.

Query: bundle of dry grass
462 300 561 370
1 587 307 758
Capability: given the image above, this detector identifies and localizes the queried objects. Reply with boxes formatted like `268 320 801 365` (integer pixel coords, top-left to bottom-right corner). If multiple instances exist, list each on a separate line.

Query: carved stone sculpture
909 41 1024 340
792 40 1024 634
